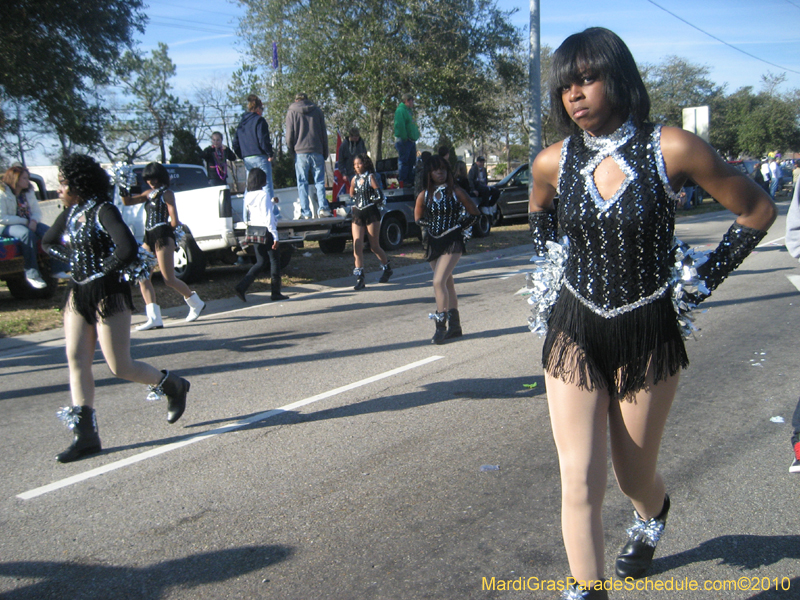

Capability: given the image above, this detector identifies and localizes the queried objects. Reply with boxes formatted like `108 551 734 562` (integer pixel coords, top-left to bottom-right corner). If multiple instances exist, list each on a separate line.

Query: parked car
491 164 530 225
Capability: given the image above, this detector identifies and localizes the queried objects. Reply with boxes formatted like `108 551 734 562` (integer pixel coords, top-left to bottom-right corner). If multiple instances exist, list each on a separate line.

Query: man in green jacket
394 93 420 189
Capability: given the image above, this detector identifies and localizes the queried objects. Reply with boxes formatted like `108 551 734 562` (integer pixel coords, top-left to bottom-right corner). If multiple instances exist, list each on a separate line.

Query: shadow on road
652 533 800 576
0 544 294 599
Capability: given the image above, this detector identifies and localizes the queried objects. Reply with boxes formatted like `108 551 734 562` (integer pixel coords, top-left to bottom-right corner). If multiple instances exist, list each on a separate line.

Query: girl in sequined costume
349 154 392 290
42 155 190 464
414 155 480 344
120 162 205 330
528 29 776 599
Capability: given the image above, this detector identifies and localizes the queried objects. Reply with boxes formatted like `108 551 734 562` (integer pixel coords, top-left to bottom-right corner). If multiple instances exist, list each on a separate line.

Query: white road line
17 355 445 500
787 275 800 292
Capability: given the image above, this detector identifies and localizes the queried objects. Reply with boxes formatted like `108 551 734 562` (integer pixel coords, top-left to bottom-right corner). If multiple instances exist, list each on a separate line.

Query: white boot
184 292 205 322
136 303 163 331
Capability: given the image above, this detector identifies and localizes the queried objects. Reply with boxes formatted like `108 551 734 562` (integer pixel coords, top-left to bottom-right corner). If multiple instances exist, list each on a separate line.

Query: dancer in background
43 154 190 463
234 167 289 302
527 27 775 599
414 156 479 344
349 154 391 290
120 162 205 330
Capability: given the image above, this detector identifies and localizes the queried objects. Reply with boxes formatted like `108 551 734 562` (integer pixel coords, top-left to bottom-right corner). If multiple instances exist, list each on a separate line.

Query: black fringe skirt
425 228 466 262
543 286 688 400
66 276 134 325
144 224 175 251
352 204 381 226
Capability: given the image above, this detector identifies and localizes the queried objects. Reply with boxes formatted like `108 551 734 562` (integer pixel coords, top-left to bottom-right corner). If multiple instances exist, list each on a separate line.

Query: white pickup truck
118 164 347 282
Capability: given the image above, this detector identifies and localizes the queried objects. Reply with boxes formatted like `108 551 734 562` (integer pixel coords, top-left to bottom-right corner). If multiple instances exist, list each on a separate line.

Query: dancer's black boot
443 308 462 340
615 494 670 579
431 311 447 344
353 268 366 290
378 261 393 283
56 405 101 463
271 276 289 301
150 370 190 424
560 581 609 599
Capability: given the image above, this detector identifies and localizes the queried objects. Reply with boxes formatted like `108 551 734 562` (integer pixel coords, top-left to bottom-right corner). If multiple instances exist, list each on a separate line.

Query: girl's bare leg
545 372 610 583
352 222 366 269
156 240 192 298
365 221 388 264
138 243 157 305
429 252 461 312
64 305 99 408
96 307 163 386
609 372 679 518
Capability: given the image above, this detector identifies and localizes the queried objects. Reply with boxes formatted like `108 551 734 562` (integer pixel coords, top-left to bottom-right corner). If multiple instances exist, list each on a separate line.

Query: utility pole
528 0 542 184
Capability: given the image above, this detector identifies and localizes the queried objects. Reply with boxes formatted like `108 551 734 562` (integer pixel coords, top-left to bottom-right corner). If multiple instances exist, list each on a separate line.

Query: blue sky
143 0 800 96
24 0 800 164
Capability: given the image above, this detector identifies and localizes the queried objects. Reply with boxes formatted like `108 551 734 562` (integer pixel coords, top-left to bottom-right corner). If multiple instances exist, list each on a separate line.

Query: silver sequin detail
564 280 670 319
520 238 569 336
428 311 446 322
625 510 666 548
425 185 465 237
561 584 590 600
651 125 682 205
56 406 82 430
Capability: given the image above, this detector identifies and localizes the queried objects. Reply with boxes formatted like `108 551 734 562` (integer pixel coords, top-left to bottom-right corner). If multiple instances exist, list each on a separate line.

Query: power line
645 0 800 76
784 0 800 10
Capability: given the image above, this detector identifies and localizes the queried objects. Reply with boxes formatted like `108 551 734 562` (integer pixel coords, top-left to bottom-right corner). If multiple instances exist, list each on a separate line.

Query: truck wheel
174 234 206 283
318 237 347 254
472 214 492 238
5 256 57 300
379 215 404 251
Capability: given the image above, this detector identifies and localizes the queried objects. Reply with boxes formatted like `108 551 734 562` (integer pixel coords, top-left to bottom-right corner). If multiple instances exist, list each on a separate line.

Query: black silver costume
143 186 175 250
530 120 766 399
351 172 383 226
422 184 475 262
540 121 686 398
43 199 137 324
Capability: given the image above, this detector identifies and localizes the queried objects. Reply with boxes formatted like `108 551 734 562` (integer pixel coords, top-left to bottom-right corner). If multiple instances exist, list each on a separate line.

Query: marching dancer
414 155 480 344
43 154 191 463
120 162 205 330
526 28 775 599
349 154 391 290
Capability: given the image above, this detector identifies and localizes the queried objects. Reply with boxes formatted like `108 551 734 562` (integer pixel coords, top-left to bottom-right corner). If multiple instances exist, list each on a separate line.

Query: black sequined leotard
543 120 689 399
143 187 175 250
43 199 138 324
351 172 383 226
423 184 467 262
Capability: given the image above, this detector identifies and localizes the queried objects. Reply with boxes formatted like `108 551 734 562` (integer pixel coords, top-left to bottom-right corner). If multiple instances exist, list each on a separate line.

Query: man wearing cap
394 93 420 189
286 93 332 218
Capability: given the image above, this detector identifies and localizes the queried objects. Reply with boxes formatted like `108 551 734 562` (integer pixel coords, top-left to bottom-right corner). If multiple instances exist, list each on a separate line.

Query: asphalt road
1 205 798 600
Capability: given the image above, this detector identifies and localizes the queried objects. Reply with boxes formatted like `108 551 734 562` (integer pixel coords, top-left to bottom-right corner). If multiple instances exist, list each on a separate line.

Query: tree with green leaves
236 0 520 160
101 43 195 164
0 0 146 155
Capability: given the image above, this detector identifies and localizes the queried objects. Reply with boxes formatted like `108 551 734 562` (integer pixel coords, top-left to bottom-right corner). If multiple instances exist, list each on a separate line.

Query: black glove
528 210 558 255
696 222 767 299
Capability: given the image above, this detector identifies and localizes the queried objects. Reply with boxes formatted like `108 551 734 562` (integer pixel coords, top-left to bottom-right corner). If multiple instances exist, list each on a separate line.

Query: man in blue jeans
233 94 275 200
394 92 420 189
285 93 332 219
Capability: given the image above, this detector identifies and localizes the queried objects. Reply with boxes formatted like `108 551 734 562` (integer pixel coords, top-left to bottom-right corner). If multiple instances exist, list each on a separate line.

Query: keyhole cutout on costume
593 156 627 202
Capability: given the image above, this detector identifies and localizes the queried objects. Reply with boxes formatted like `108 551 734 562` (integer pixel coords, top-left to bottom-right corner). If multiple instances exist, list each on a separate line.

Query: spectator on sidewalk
285 93 332 218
